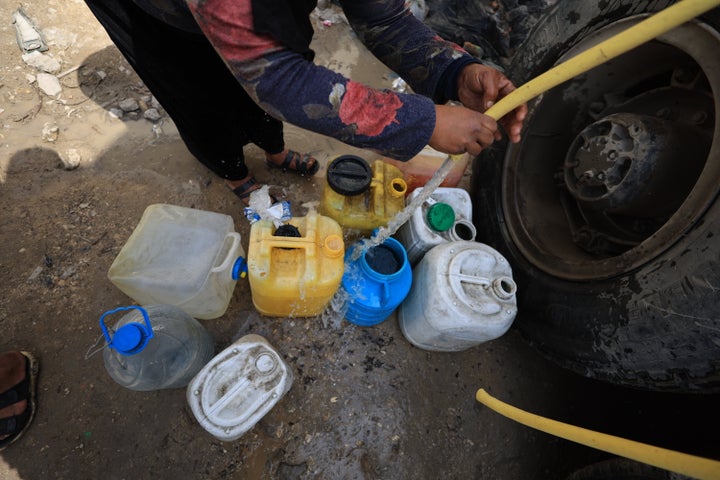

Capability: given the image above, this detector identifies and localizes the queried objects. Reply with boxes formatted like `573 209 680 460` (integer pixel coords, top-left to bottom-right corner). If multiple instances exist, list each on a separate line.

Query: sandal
229 177 263 205
0 351 38 451
266 150 320 176
228 177 277 205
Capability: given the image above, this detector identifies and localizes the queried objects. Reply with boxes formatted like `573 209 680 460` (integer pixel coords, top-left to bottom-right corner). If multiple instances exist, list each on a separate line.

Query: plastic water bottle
100 305 215 391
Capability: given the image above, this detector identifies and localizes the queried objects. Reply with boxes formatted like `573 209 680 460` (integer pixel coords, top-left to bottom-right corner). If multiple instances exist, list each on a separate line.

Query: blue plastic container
342 238 412 326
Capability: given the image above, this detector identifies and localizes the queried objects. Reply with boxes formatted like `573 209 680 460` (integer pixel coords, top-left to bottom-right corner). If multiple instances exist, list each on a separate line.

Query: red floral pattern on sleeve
338 81 403 136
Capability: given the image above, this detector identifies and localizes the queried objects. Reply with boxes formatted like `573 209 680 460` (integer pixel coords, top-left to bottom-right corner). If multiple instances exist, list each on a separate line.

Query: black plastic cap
326 155 372 196
273 224 302 238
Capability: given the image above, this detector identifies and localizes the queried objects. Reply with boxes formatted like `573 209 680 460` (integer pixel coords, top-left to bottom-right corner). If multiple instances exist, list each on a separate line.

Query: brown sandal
0 351 38 451
266 150 319 176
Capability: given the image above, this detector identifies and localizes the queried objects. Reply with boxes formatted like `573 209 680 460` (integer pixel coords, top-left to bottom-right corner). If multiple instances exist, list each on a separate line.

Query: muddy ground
1 2 719 480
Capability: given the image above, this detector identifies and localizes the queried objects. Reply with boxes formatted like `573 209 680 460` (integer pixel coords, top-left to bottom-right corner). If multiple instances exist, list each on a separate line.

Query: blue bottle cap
110 323 149 355
232 257 247 280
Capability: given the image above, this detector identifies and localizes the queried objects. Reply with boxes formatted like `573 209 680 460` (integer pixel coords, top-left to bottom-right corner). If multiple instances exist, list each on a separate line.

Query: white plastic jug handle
211 232 242 275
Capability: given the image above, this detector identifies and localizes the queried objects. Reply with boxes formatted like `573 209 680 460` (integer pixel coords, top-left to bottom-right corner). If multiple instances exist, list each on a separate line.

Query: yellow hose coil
485 0 720 121
476 389 720 479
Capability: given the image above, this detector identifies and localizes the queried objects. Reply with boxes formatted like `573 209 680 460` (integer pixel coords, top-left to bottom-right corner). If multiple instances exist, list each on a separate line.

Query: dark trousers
83 0 285 180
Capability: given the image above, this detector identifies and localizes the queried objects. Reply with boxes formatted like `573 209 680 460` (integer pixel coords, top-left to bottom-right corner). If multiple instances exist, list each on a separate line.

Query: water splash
324 155 457 326
321 287 350 329
349 155 455 260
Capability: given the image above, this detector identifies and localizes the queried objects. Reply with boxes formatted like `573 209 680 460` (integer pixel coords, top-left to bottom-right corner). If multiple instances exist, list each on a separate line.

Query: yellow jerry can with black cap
319 155 407 233
247 211 345 317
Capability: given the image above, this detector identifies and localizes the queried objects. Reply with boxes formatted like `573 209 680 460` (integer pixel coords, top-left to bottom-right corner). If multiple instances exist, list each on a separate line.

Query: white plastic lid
186 334 293 441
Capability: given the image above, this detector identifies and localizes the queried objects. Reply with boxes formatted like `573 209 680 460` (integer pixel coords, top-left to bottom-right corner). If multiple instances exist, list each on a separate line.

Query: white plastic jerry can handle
211 232 242 274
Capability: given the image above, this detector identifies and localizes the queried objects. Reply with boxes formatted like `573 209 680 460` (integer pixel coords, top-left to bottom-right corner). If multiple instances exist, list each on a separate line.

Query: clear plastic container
108 204 247 319
100 305 215 391
395 187 477 265
187 334 293 441
398 241 517 352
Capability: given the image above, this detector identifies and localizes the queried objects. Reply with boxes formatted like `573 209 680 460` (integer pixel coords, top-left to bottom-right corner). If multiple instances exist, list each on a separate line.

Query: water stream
348 155 456 261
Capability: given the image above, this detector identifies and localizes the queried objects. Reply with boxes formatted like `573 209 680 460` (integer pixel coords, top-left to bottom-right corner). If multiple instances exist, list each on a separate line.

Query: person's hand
456 63 527 143
428 103 498 156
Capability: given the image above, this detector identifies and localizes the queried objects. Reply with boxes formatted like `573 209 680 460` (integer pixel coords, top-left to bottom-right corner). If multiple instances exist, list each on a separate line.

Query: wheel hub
564 113 708 217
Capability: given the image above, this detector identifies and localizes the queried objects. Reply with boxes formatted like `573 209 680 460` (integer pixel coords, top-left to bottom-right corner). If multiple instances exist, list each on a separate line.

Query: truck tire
473 0 720 391
565 458 675 480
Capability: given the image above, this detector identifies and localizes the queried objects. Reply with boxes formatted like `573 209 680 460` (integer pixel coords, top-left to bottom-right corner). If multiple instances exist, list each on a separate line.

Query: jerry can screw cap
426 202 455 232
232 257 248 280
111 324 145 354
327 155 372 195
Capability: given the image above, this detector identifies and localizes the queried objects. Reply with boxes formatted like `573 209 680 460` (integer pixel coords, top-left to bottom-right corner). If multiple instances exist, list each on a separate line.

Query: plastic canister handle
99 305 154 355
211 232 242 275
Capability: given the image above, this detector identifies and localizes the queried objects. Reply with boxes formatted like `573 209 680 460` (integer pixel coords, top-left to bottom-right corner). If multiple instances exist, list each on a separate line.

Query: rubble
60 148 82 170
118 98 139 112
21 50 61 73
36 72 62 96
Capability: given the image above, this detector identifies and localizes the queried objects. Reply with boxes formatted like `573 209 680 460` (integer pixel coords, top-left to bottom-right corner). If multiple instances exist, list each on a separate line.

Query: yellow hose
476 388 720 479
485 0 720 121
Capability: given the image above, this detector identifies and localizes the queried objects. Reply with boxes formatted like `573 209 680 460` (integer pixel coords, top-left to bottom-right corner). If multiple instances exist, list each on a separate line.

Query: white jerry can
187 334 293 441
395 187 477 266
398 241 518 352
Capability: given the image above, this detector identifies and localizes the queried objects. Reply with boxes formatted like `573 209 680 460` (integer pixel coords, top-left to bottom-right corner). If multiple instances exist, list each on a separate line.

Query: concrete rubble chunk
118 98 139 112
36 72 62 96
60 148 82 170
22 50 61 73
42 122 59 142
143 108 162 122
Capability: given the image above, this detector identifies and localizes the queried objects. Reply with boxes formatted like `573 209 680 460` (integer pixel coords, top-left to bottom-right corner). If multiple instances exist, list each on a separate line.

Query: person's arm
342 0 526 149
186 0 436 161
339 0 479 103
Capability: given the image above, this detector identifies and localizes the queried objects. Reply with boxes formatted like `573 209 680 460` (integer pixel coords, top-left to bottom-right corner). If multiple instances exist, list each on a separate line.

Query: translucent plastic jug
395 187 477 265
187 334 293 441
381 146 470 196
247 212 345 317
341 237 412 326
100 305 215 391
398 241 517 352
108 204 247 320
320 156 407 233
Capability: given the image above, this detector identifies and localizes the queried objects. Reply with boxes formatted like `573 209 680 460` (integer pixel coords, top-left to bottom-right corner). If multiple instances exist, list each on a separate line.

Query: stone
143 108 162 122
36 72 62 96
118 98 139 112
22 50 62 73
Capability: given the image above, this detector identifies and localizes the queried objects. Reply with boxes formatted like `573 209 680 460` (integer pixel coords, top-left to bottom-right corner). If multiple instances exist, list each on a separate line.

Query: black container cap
326 155 372 196
273 224 302 238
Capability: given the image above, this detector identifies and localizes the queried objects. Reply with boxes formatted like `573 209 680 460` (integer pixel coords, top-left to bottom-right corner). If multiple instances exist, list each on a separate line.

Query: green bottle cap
426 202 455 232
